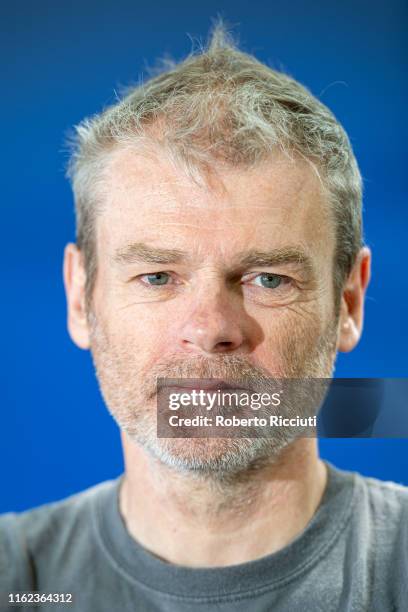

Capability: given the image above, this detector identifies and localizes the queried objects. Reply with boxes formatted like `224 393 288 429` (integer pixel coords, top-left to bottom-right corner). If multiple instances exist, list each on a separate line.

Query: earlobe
337 314 360 353
63 243 90 350
337 246 371 353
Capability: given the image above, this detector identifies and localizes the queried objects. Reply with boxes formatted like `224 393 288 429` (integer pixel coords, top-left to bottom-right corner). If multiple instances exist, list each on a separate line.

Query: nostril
215 341 235 350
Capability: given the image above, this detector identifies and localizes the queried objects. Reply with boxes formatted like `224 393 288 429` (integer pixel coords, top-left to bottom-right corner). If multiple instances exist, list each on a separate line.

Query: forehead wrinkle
102 149 334 271
104 148 326 225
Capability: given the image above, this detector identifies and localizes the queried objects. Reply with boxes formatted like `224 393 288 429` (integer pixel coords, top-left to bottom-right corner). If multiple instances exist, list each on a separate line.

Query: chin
137 435 289 478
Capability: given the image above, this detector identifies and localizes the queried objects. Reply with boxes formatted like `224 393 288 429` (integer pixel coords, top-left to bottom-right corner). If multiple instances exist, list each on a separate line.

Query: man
1 25 407 611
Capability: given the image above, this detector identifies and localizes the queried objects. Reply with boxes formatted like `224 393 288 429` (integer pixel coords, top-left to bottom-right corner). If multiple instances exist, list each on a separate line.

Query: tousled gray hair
66 24 363 309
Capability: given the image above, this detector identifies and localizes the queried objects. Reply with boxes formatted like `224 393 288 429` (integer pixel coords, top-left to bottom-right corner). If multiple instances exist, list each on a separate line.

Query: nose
178 287 247 355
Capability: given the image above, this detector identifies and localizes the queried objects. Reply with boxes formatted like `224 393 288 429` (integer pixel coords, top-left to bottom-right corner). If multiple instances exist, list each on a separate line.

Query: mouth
157 379 252 393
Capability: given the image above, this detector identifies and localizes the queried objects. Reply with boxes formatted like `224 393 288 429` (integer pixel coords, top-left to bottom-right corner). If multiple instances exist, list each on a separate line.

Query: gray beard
89 312 339 482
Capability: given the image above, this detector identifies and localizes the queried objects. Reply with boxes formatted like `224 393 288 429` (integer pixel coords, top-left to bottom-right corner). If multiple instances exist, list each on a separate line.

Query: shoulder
0 477 120 590
355 470 408 559
327 461 408 519
0 478 118 543
325 462 408 561
354 470 408 521
356 471 408 598
336 465 408 590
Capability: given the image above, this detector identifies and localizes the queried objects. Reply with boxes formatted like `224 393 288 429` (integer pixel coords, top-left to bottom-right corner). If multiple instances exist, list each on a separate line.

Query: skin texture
63 147 371 567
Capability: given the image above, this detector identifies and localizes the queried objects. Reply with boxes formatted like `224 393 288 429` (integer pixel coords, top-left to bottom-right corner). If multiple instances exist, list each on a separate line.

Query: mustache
144 354 274 399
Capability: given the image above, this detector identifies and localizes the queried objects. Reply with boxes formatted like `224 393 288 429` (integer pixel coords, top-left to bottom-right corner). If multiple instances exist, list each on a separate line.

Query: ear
337 246 371 353
63 243 90 349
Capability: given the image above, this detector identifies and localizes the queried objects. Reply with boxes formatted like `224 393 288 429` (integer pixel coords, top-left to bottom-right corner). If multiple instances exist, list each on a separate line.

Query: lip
158 380 251 392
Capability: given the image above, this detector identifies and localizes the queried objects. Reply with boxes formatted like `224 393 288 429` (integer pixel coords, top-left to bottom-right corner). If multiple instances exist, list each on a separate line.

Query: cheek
254 300 323 334
251 306 324 360
101 303 178 369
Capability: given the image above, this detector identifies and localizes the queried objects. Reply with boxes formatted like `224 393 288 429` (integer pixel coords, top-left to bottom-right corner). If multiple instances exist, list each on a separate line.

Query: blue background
1 0 407 512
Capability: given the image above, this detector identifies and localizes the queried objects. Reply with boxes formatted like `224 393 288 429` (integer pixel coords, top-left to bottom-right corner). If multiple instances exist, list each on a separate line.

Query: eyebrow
113 242 315 276
113 243 187 265
237 248 315 275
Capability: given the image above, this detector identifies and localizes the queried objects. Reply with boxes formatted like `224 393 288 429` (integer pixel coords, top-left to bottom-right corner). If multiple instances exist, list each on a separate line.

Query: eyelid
241 273 297 295
137 271 178 286
131 271 295 288
134 271 287 279
241 271 289 282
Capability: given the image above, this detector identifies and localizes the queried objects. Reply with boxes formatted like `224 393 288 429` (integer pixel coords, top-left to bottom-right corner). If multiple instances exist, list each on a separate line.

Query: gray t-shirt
0 462 407 611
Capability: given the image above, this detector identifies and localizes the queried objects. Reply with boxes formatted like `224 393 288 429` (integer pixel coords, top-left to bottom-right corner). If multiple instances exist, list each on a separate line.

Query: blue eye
145 272 170 286
255 273 282 289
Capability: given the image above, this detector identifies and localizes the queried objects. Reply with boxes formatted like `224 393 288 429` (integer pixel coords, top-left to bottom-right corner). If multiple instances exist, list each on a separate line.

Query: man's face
85 147 340 474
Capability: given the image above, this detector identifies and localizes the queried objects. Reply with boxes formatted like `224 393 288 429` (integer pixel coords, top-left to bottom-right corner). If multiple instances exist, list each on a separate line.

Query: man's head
63 25 370 476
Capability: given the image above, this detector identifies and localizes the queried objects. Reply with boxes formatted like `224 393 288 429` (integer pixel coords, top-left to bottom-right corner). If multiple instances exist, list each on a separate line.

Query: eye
142 272 171 286
252 273 285 289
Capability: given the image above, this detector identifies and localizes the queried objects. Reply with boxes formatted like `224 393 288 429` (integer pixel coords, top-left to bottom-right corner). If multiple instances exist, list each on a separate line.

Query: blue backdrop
1 0 407 512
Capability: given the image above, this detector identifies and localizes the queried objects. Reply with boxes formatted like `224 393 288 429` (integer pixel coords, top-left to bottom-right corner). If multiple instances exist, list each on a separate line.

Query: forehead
97 147 335 263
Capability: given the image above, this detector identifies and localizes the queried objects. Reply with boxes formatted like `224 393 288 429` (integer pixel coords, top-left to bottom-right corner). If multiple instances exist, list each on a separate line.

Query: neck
119 434 327 568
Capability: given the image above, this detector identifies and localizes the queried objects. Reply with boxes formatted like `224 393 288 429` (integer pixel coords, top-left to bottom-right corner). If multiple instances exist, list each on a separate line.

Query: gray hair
66 24 364 310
